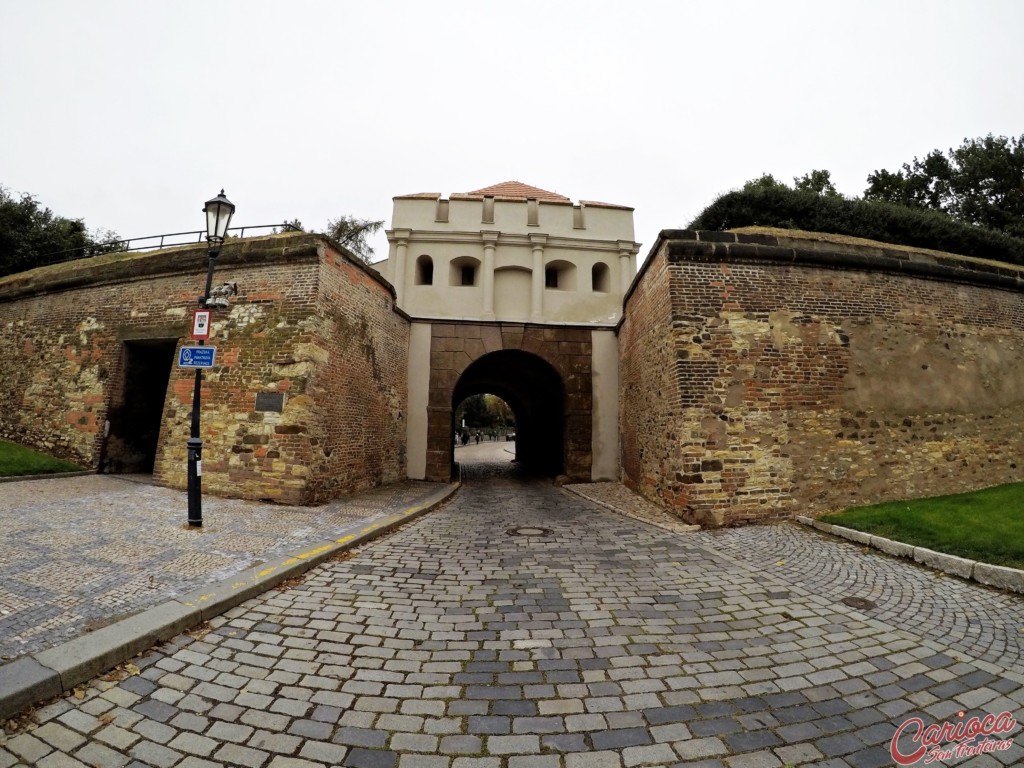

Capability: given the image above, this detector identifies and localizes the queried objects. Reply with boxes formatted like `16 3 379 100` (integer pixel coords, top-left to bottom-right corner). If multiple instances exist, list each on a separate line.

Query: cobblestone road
569 484 1024 678
2 445 1022 767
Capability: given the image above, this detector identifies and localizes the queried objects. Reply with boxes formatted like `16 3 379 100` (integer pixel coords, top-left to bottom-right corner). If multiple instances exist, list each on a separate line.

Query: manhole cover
841 596 877 610
507 526 552 537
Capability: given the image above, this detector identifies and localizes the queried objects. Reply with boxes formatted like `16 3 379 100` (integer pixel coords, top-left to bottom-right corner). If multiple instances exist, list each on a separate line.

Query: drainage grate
507 526 552 537
841 596 877 610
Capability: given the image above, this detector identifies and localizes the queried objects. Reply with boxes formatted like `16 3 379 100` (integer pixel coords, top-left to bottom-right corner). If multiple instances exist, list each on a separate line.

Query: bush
688 187 1024 265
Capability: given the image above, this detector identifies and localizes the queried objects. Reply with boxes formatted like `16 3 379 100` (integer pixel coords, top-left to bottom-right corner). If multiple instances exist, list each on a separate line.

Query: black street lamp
187 190 235 528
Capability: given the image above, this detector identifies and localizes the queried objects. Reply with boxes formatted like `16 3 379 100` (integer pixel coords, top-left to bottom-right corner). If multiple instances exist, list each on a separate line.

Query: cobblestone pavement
574 485 1024 677
0 475 447 661
2 445 1022 767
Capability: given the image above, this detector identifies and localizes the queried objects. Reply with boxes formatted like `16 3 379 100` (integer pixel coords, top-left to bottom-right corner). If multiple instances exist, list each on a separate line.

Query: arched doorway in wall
451 350 565 477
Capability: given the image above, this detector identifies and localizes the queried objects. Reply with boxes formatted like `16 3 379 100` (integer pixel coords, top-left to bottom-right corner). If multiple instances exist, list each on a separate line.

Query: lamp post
187 190 235 528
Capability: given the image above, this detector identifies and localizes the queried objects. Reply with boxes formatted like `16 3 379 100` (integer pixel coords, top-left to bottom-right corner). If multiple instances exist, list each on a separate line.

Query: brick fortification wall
306 245 408 502
620 230 1024 527
0 233 407 504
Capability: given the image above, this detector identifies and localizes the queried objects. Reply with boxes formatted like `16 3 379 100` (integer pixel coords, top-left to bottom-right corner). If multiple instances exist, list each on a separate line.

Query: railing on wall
39 223 303 268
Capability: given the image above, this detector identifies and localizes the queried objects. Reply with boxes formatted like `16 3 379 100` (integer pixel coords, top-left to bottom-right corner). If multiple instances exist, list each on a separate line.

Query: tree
455 394 492 429
793 169 840 197
324 215 384 264
277 218 304 233
742 174 788 193
483 394 514 427
864 134 1024 238
0 185 120 276
741 170 838 197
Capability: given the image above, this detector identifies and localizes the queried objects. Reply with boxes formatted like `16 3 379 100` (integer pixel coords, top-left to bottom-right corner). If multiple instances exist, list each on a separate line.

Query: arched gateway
404 319 621 482
380 181 640 484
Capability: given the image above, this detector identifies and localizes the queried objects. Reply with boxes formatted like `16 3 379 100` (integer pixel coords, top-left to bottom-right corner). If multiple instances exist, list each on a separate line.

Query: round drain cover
841 596 877 610
507 526 552 537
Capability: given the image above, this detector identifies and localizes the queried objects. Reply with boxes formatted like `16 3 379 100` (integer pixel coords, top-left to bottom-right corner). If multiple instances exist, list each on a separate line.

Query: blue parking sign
178 346 216 368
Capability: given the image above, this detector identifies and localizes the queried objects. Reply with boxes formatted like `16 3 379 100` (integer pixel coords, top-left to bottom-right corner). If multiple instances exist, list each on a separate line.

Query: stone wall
0 233 408 505
305 246 408 502
619 229 1024 526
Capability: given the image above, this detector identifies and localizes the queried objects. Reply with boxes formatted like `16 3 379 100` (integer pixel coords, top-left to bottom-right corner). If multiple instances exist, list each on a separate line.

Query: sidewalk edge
0 481 459 721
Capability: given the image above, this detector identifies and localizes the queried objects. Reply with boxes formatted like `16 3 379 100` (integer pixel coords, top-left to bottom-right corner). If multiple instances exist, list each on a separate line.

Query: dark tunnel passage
451 350 566 478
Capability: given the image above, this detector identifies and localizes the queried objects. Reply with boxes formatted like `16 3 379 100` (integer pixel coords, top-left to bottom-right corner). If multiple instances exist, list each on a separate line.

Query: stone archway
452 350 565 476
424 322 593 482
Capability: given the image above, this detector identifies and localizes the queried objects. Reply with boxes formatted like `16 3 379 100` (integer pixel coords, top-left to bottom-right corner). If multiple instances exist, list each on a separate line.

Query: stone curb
0 469 94 484
795 515 1024 595
0 481 459 721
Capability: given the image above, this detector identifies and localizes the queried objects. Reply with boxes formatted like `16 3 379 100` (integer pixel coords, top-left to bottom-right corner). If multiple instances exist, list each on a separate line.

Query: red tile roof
394 182 632 210
459 181 571 203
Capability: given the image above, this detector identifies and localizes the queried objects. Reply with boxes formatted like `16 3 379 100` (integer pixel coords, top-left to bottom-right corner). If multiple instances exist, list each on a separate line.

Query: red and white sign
191 309 211 340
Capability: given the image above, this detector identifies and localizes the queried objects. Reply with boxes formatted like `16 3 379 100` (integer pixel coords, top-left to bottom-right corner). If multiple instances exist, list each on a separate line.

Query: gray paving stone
508 757 560 768
623 743 678 766
33 722 88 753
129 741 184 768
214 743 271 768
247 731 303 755
74 742 131 768
566 752 622 768
468 715 510 734
723 752 783 768
299 740 349 764
438 735 482 755
5 734 48 767
541 733 587 752
399 757 451 768
344 748 399 768
592 726 653 750
486 734 541 754
673 736 728 760
334 727 390 748
36 752 91 768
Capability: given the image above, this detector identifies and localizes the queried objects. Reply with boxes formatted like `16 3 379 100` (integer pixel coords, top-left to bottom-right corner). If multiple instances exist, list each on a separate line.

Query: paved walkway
0 474 449 662
2 444 1022 767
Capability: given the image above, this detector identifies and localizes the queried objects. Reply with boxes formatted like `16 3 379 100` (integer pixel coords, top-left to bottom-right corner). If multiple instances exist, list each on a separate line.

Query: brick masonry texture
0 233 408 504
619 230 1024 526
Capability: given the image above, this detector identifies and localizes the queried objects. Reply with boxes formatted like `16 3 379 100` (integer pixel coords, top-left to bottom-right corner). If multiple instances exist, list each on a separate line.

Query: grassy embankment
0 440 84 477
822 482 1024 570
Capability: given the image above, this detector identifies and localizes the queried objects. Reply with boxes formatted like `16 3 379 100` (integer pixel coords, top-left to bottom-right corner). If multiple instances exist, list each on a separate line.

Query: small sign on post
178 346 216 369
191 309 211 340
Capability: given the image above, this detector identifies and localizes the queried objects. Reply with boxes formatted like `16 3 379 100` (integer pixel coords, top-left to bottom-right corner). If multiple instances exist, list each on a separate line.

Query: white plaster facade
377 181 640 325
375 181 640 484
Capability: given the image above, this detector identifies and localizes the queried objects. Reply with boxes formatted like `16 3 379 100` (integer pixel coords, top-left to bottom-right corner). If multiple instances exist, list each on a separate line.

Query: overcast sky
2 1 1023 264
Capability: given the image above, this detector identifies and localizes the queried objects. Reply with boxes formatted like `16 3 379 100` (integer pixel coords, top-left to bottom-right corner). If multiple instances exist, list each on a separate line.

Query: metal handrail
39 223 302 266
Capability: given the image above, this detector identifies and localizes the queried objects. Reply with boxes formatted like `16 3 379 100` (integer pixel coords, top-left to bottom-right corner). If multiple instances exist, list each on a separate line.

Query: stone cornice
0 233 400 304
399 312 618 329
623 229 1024 312
0 233 323 301
386 229 640 254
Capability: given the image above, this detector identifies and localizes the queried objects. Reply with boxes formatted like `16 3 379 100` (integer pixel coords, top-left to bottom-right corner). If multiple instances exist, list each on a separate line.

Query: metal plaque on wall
254 392 285 413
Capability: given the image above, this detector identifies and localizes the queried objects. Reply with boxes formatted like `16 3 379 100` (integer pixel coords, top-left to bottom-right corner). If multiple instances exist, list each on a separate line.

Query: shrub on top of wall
688 187 1024 265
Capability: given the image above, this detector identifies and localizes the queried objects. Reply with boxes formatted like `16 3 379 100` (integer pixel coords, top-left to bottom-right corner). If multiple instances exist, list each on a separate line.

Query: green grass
822 482 1024 570
0 440 84 477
